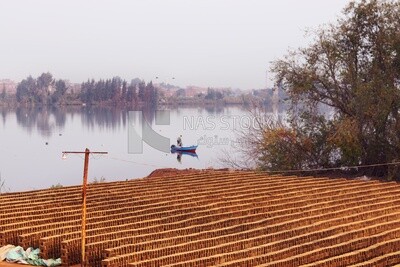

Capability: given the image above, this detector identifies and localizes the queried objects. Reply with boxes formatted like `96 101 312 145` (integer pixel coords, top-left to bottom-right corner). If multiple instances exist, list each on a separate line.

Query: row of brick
3 171 400 266
103 199 398 266
103 209 400 266
69 180 400 266
40 176 370 263
77 183 396 265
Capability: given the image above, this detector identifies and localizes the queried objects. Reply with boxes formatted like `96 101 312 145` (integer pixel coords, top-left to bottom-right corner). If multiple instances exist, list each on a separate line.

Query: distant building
185 86 208 97
0 79 17 94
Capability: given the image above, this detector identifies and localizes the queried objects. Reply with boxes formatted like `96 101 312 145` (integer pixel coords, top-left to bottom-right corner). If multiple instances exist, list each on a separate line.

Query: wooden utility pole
62 148 108 267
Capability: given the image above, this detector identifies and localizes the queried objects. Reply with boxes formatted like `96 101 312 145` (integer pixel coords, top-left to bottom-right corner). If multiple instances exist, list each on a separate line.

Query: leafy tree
138 82 146 101
1 85 6 100
144 81 158 106
16 75 37 103
264 0 400 178
205 88 223 100
15 74 159 106
16 73 60 104
126 85 137 104
80 79 95 104
121 80 127 100
111 77 123 102
36 72 54 104
37 72 53 90
52 79 68 103
175 89 186 98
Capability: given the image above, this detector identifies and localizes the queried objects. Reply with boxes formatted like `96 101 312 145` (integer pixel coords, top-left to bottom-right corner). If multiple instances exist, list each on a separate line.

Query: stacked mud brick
1 170 400 266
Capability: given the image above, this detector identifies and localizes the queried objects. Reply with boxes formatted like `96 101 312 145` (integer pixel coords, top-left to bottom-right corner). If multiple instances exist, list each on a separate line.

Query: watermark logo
197 134 250 149
182 115 265 131
197 135 230 148
128 110 171 154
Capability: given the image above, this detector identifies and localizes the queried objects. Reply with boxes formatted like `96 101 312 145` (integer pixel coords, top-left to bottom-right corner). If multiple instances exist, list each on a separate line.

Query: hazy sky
0 0 350 89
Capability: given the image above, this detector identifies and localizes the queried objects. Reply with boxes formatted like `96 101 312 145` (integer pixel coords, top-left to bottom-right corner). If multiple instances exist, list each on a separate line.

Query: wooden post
62 148 108 267
81 148 90 267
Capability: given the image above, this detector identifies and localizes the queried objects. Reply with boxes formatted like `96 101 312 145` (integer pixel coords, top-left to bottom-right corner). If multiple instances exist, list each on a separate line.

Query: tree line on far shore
14 73 158 106
3 72 285 108
80 77 157 106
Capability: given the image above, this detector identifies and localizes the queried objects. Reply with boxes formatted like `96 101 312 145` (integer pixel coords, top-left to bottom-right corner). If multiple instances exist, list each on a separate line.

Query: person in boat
177 135 182 147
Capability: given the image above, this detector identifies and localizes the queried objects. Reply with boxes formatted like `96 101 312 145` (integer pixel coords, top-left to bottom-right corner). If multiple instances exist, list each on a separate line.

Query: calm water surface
0 105 258 192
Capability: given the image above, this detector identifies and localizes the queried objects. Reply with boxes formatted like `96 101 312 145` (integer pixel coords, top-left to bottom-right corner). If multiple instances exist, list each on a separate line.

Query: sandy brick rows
2 170 400 266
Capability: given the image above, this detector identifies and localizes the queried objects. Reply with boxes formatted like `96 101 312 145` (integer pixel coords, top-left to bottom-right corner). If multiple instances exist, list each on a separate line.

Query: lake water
0 105 268 192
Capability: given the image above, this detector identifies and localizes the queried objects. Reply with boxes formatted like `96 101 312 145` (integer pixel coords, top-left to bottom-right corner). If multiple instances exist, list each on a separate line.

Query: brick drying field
2 169 400 266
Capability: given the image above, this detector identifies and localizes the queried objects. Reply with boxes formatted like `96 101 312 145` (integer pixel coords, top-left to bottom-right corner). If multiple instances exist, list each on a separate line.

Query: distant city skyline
0 0 350 90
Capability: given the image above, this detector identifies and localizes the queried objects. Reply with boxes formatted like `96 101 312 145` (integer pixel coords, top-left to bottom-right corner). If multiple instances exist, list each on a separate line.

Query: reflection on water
3 103 285 138
15 106 67 137
171 150 199 164
6 106 160 137
0 105 286 192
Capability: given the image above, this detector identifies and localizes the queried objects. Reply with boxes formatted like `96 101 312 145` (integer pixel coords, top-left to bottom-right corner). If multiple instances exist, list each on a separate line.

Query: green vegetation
0 172 9 194
255 0 400 179
50 183 63 189
80 78 157 106
1 85 6 100
91 177 106 184
16 72 69 105
10 72 278 107
204 88 224 101
0 178 5 194
15 73 158 107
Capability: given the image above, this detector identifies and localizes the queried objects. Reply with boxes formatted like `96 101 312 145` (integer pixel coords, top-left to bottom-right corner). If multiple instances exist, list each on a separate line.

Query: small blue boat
170 145 198 153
